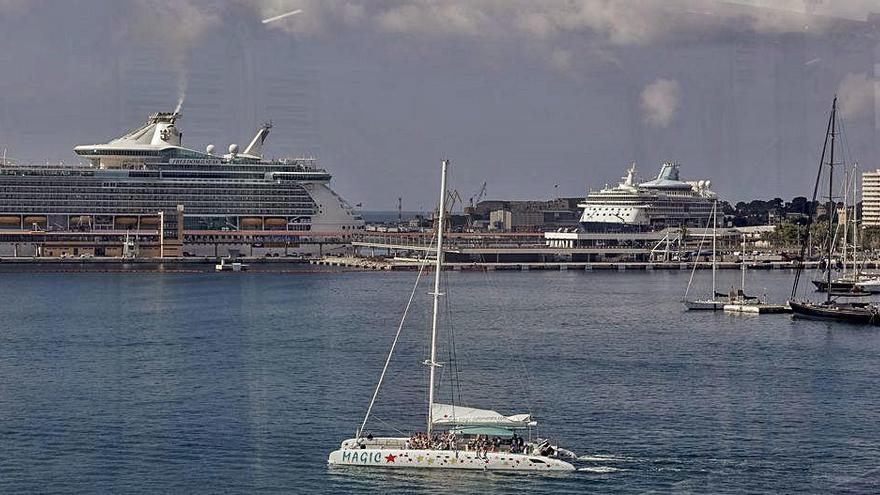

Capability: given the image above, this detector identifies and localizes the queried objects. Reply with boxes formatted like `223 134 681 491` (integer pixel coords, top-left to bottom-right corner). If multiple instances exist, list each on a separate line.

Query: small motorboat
215 258 249 272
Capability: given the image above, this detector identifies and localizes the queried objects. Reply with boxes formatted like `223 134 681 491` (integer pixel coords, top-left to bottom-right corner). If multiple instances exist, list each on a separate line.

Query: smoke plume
129 0 222 112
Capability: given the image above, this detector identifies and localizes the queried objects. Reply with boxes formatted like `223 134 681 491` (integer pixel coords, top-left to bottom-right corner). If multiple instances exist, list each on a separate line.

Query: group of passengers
467 433 527 456
403 431 529 455
405 431 457 450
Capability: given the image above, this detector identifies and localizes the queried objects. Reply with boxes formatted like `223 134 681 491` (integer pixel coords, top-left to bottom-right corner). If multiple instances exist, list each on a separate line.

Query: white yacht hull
328 448 575 472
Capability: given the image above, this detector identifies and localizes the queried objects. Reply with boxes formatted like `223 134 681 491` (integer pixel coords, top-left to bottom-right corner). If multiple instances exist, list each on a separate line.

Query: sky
0 0 878 210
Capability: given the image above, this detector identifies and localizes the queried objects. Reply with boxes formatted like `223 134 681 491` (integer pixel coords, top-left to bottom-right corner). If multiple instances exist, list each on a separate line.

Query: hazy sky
0 0 878 210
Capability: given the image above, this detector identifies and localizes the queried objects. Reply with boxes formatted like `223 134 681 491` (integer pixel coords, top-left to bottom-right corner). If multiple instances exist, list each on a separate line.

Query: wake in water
578 466 626 473
577 454 638 462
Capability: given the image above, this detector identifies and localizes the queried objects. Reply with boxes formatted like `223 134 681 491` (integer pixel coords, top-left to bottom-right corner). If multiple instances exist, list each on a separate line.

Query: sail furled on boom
431 403 536 428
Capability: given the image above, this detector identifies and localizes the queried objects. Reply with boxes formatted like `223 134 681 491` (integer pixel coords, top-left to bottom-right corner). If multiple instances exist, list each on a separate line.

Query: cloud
837 72 876 119
548 48 574 74
249 0 878 79
5 0 868 90
0 0 29 14
253 0 878 43
641 78 681 127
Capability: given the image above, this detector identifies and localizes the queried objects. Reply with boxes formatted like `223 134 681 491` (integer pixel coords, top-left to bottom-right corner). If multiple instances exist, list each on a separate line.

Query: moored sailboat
327 160 576 472
789 96 880 324
684 201 727 310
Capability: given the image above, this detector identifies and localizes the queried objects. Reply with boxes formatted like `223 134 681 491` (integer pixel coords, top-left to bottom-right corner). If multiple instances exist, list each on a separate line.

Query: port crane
469 182 487 209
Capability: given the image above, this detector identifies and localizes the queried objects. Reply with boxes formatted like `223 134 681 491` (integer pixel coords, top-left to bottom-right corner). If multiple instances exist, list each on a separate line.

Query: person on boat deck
728 286 736 302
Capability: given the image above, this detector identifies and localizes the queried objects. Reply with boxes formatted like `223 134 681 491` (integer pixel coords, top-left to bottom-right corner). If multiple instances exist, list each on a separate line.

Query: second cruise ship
579 162 716 230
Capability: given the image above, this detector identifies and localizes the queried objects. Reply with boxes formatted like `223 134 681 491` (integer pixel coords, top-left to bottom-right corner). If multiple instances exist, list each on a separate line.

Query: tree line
726 196 880 251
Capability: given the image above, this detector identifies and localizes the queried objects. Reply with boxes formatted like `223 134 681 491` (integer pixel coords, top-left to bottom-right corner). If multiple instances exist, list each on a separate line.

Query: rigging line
452 276 463 408
439 264 458 419
826 171 851 270
684 204 712 299
369 415 412 437
441 265 463 412
356 231 435 439
476 263 533 415
792 103 834 300
838 115 854 168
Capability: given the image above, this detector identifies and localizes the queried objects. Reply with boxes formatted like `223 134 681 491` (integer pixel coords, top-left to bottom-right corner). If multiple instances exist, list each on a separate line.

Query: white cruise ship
0 111 364 234
579 162 716 230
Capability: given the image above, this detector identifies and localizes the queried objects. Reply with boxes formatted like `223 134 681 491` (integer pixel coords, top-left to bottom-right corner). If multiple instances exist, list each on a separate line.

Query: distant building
862 170 880 227
477 198 580 232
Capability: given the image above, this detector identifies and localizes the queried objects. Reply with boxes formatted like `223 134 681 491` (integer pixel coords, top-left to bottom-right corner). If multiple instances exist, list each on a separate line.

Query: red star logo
385 454 397 463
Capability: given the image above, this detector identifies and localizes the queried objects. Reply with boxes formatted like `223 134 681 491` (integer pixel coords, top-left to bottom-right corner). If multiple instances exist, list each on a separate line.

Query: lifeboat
0 216 20 226
139 216 160 226
264 217 287 228
24 216 46 225
114 217 138 228
72 215 92 225
240 217 263 229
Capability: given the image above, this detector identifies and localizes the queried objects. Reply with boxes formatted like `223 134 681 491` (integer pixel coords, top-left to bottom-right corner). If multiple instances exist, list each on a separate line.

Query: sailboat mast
712 201 717 297
427 159 449 435
842 167 849 278
826 97 837 304
853 165 860 281
741 233 746 292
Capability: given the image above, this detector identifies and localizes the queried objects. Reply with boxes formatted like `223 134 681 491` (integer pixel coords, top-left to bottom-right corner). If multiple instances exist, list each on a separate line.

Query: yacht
327 160 576 472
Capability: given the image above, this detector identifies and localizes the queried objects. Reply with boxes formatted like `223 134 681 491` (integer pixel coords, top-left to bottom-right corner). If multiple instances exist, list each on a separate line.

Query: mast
712 200 717 297
427 159 448 435
826 97 837 304
790 97 835 300
741 233 746 293
842 166 849 278
853 164 860 281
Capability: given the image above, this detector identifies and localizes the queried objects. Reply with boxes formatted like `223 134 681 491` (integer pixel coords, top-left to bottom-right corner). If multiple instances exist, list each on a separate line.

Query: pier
310 255 830 272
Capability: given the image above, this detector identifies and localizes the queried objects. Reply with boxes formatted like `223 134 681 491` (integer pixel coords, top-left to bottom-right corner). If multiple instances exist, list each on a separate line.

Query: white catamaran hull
328 448 575 471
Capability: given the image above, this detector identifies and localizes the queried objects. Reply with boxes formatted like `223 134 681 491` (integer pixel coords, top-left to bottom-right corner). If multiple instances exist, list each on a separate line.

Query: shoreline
0 256 848 274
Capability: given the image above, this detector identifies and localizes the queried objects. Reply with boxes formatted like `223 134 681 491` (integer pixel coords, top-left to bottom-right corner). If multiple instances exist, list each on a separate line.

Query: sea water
0 269 878 494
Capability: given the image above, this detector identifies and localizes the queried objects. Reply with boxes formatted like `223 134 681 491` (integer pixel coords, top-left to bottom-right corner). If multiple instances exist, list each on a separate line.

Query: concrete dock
317 257 827 272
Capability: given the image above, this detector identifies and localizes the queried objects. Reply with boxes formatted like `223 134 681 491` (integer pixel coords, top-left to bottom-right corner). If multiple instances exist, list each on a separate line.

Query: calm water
1 269 878 494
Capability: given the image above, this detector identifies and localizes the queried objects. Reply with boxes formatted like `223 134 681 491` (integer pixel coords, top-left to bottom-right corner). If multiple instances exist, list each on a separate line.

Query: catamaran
327 160 576 472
